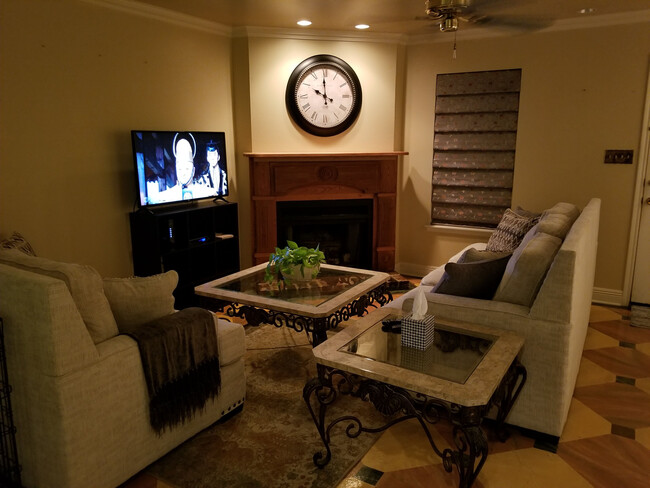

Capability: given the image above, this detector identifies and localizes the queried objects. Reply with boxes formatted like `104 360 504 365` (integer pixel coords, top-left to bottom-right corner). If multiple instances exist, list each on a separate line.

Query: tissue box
401 312 435 350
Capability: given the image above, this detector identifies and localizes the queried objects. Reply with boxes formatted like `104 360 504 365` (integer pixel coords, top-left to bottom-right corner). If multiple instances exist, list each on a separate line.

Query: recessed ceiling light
297 20 312 27
579 8 595 14
355 24 370 30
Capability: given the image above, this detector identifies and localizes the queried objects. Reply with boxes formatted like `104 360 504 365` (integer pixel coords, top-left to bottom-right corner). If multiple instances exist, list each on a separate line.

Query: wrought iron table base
217 283 392 347
303 361 526 488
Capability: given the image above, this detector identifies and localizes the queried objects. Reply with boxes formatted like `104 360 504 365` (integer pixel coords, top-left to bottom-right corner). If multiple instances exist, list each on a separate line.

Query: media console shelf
129 200 240 309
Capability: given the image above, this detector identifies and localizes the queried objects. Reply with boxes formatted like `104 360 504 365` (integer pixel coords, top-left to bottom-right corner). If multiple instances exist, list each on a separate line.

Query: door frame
624 65 650 305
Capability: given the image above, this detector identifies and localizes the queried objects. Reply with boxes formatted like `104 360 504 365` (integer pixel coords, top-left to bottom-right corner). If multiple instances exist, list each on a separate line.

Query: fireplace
277 199 373 268
246 152 406 272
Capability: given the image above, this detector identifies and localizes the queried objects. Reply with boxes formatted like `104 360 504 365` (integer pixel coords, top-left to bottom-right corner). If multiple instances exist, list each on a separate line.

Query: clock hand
312 87 334 104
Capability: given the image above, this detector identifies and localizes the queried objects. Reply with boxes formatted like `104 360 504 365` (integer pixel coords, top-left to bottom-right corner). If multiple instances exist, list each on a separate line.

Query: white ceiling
128 0 650 35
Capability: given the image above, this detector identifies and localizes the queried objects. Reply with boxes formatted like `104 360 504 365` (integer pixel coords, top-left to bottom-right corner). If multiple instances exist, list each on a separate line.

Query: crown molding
233 26 407 44
408 9 650 45
78 0 232 36
79 0 650 44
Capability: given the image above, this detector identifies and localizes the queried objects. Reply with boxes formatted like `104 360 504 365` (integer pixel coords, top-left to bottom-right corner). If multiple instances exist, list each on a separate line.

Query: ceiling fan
421 0 551 33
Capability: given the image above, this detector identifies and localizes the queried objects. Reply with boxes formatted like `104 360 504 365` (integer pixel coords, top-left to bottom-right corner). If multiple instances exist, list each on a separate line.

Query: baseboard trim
396 262 436 278
592 287 625 306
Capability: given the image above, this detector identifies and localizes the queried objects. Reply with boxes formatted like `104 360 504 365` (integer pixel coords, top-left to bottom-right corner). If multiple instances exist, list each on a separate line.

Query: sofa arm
0 265 99 376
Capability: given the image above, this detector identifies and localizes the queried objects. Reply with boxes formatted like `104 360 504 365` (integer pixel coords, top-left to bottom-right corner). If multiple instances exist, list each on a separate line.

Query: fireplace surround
246 152 406 272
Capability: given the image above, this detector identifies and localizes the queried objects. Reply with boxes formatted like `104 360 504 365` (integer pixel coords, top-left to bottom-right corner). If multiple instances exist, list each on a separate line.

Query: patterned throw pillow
0 231 36 256
486 209 538 253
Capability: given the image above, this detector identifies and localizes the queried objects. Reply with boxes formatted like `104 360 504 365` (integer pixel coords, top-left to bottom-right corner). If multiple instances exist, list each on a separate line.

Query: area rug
144 322 384 488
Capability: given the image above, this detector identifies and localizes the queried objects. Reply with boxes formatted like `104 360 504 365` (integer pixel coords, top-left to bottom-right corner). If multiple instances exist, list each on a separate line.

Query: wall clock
285 54 362 137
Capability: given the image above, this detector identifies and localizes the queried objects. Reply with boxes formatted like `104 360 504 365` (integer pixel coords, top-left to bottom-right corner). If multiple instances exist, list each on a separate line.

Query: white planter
281 264 320 282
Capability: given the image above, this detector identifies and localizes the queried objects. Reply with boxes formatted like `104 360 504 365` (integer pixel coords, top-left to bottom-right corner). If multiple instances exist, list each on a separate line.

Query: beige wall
400 23 650 296
0 0 236 277
247 37 400 152
1 0 648 302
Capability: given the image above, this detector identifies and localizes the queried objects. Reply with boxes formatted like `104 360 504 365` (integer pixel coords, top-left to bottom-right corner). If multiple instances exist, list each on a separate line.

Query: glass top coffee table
303 308 526 488
195 263 392 346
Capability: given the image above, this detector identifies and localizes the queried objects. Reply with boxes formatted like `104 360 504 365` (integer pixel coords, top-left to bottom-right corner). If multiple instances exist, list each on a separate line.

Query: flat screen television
131 130 229 208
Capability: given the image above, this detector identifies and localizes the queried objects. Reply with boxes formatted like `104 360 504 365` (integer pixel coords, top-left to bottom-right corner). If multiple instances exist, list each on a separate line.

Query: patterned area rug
144 321 384 488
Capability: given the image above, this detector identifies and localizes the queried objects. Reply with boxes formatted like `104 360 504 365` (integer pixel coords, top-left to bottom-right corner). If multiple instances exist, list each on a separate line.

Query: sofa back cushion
103 271 178 331
494 232 562 307
0 249 119 343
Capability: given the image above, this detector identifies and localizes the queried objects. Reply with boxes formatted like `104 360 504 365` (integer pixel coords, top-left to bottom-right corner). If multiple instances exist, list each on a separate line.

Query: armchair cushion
103 271 179 331
0 249 118 343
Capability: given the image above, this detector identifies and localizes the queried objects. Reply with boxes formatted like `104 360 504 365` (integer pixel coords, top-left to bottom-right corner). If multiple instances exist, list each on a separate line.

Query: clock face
286 55 362 137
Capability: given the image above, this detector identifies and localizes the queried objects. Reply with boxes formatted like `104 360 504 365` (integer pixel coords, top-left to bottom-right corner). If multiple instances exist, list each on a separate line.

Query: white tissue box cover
401 313 435 350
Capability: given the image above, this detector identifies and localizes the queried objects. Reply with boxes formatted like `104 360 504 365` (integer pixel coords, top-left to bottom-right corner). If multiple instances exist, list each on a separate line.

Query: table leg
443 408 488 488
303 367 490 488
311 318 329 347
491 359 527 441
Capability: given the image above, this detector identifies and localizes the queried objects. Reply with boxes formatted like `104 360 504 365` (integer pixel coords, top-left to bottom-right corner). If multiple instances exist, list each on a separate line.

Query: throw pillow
420 243 488 286
486 209 538 253
461 248 511 263
494 232 562 307
433 253 512 300
103 270 179 331
0 231 36 256
514 206 541 220
0 249 119 343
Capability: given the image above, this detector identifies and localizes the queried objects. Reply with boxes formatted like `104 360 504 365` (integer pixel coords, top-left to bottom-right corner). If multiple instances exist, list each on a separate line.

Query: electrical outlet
604 150 633 164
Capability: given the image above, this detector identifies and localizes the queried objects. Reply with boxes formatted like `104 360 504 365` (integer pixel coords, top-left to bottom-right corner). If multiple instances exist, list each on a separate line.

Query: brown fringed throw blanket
121 307 221 434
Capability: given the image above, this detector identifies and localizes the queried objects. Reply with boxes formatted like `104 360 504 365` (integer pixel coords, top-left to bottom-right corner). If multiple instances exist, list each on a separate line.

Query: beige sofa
388 198 600 438
0 251 246 488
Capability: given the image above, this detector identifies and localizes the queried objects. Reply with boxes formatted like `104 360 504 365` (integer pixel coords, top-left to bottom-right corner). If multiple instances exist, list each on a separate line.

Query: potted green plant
264 240 326 283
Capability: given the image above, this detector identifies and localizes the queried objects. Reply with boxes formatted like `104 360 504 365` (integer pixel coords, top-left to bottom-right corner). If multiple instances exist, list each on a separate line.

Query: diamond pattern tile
335 305 650 488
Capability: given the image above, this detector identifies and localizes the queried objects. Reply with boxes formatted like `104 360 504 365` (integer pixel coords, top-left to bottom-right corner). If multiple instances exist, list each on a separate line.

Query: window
431 69 522 228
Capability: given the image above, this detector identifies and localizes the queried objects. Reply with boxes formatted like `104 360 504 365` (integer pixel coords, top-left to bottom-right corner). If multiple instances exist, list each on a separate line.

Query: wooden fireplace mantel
246 151 407 271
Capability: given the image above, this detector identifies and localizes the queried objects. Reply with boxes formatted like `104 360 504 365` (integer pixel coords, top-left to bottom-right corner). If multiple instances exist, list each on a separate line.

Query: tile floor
123 304 650 488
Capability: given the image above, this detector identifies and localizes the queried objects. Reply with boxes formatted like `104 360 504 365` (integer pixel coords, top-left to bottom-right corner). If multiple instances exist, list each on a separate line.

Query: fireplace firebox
277 199 373 269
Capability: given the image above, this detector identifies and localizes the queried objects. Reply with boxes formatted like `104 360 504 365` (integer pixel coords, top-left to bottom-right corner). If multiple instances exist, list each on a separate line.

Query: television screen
131 130 229 207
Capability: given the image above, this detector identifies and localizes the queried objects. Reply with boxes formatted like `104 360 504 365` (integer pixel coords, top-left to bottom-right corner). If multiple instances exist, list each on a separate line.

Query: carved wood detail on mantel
246 152 407 272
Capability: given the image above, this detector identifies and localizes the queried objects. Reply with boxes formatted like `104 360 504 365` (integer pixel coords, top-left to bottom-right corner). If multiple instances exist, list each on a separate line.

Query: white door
631 135 650 305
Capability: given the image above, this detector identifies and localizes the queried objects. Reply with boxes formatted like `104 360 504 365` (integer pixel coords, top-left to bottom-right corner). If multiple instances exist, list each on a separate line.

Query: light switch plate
604 150 633 164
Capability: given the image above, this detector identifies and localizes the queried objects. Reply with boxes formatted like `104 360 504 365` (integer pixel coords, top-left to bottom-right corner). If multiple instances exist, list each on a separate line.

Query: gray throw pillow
433 253 512 300
486 209 538 253
494 232 562 307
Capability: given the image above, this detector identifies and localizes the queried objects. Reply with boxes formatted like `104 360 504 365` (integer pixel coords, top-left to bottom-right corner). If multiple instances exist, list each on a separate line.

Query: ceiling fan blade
461 14 552 31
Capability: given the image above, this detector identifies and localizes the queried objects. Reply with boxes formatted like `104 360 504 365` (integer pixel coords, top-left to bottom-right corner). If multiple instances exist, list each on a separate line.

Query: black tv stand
129 200 240 309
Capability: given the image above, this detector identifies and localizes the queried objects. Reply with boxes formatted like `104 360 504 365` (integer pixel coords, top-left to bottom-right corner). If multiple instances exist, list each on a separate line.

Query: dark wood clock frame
285 54 362 137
